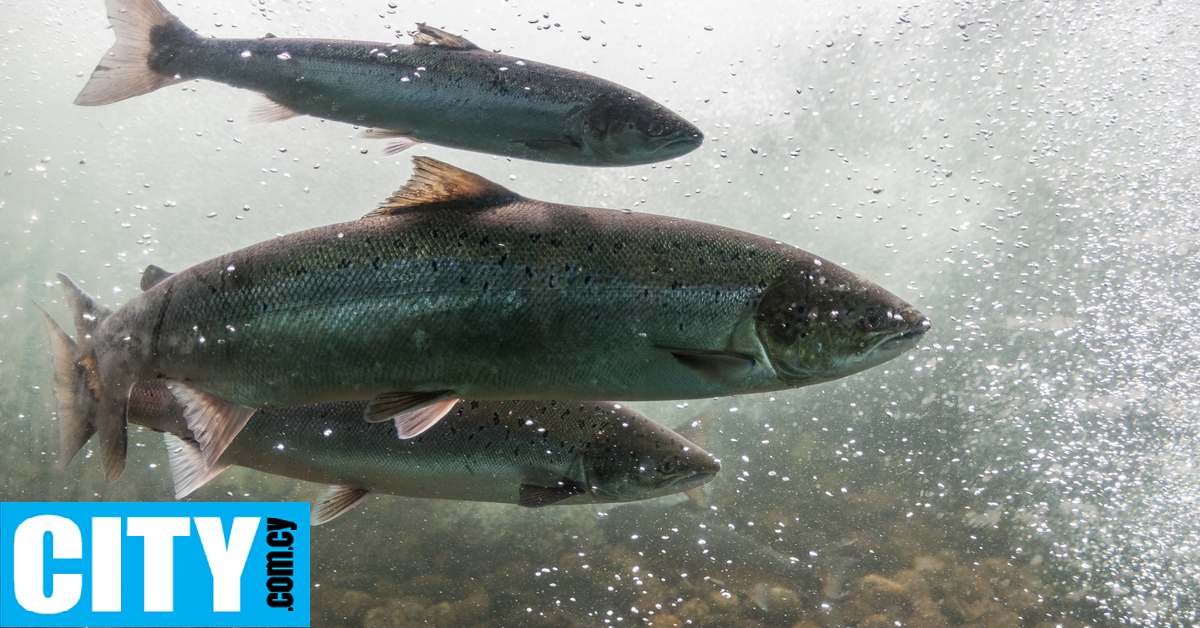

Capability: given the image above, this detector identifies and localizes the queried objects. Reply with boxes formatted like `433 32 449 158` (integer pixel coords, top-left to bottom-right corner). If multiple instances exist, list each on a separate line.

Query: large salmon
37 157 929 482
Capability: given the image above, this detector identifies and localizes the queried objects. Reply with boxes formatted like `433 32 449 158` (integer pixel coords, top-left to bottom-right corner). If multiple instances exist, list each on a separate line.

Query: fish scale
142 203 772 404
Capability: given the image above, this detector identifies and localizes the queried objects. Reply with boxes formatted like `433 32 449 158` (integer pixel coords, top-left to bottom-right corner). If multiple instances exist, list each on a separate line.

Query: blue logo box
0 502 309 627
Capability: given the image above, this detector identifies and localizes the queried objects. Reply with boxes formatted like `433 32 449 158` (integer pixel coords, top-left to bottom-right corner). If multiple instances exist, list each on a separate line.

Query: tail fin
32 304 96 469
74 0 191 106
56 274 128 483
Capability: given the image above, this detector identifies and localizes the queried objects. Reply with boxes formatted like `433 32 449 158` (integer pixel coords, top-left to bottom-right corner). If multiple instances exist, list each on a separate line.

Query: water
3 0 1198 626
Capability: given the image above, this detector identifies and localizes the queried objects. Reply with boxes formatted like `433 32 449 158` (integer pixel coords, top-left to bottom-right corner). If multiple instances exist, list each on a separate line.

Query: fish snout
882 307 931 354
674 453 721 491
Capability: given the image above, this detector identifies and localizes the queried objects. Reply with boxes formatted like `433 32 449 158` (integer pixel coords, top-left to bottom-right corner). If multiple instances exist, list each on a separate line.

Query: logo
0 502 309 627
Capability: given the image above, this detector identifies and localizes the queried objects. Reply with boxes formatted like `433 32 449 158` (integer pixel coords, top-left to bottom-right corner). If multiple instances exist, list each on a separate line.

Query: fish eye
648 121 665 136
859 308 886 331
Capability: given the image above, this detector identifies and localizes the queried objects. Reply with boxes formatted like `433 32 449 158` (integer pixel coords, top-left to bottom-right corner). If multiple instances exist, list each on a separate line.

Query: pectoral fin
654 345 757 383
312 485 372 525
163 433 230 499
516 137 584 156
359 129 422 156
392 397 459 439
518 481 585 508
166 381 257 468
364 389 455 428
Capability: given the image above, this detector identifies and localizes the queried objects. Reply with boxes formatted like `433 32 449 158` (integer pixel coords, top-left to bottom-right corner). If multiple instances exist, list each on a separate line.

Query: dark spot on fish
297 266 307 275
698 257 706 265
584 276 591 284
470 401 479 409
587 243 594 253
460 276 466 283
529 234 541 243
671 280 680 290
431 260 438 271
372 257 380 270
550 238 563 248
497 254 507 267
525 266 533 278
479 236 490 246
393 239 405 249
483 281 489 292
613 242 624 252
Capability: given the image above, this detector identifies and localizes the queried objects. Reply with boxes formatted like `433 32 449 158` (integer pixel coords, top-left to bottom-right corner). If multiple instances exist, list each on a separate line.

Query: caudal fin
74 0 192 106
55 273 128 483
32 304 96 469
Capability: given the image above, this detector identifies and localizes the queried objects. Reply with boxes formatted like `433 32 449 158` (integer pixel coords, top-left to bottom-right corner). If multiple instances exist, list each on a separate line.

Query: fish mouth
878 313 931 353
669 466 720 493
657 134 703 154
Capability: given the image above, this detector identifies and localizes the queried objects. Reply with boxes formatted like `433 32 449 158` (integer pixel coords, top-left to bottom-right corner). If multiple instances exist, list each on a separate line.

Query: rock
858 614 896 628
767 585 803 616
363 595 431 628
907 595 949 628
647 612 684 627
321 588 375 624
841 573 913 624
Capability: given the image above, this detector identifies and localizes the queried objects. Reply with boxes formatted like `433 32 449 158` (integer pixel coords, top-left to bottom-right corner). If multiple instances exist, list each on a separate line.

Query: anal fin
163 433 230 498
166 381 256 468
654 345 757 384
312 485 372 525
518 481 585 508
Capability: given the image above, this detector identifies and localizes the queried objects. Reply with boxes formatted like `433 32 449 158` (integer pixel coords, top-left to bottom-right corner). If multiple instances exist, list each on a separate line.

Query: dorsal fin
140 265 175 291
410 24 479 50
365 157 521 217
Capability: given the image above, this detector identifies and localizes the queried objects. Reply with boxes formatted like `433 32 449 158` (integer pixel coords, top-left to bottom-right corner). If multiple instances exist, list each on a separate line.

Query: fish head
754 259 931 385
581 408 721 503
581 92 703 165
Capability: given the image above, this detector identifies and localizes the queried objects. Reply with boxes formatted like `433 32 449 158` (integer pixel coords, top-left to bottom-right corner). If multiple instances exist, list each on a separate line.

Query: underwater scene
2 0 1197 626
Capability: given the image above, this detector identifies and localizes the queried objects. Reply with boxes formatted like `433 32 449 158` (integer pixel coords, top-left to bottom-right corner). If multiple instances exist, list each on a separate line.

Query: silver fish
36 157 928 482
74 0 702 166
122 381 718 524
